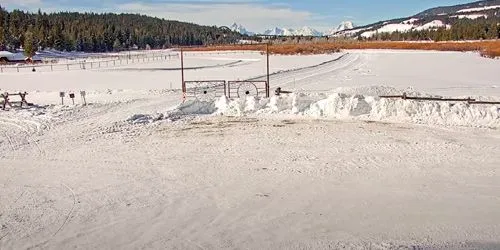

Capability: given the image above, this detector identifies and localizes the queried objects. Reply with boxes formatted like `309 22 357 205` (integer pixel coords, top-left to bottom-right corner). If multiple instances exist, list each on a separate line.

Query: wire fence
0 52 179 74
182 51 263 57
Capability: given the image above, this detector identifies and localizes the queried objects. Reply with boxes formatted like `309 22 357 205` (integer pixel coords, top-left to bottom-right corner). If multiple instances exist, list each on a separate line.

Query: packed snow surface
1 50 500 249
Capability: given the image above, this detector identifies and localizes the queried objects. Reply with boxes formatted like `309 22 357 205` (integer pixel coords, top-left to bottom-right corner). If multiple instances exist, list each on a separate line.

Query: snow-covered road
1 114 499 249
1 50 499 249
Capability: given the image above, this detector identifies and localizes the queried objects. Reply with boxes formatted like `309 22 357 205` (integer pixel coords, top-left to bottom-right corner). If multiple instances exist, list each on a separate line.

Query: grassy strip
183 40 500 58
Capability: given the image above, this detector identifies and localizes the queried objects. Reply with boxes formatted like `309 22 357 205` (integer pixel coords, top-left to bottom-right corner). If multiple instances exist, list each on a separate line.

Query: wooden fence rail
380 93 500 105
0 53 178 74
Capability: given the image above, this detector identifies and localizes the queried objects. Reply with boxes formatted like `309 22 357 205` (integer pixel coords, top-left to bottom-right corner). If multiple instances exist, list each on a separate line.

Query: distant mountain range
230 0 499 38
263 26 324 36
230 21 356 37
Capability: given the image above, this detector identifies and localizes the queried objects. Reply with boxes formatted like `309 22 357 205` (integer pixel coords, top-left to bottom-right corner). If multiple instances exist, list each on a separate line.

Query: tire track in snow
247 53 349 80
274 53 364 90
52 183 77 237
3 132 15 151
248 53 365 91
0 116 46 155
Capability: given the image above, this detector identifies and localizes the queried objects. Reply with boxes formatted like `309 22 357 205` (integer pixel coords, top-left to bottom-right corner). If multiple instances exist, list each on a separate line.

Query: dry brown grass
184 40 500 58
480 46 500 58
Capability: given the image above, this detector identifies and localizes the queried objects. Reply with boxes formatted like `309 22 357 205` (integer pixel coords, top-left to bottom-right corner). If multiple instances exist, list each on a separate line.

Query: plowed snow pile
157 90 500 128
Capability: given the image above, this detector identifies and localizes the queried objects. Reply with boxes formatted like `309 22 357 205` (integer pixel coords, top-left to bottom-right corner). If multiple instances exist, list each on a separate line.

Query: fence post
51 65 53 71
0 67 3 73
17 67 19 72
67 64 69 71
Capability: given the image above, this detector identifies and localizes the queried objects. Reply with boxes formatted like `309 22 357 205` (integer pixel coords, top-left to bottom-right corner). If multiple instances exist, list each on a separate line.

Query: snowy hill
416 0 500 16
333 0 500 38
358 19 451 38
230 23 255 36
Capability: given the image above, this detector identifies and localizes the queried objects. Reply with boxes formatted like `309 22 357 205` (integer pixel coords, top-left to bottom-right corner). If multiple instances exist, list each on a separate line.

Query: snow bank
127 113 164 124
163 90 500 128
305 94 374 118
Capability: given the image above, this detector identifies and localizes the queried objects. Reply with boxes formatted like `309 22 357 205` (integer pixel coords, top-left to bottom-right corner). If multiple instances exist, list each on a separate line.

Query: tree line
0 7 243 55
361 17 500 41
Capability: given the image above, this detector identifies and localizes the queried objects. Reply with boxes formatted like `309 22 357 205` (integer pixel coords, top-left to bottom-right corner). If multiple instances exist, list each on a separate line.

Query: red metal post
266 43 270 98
181 48 185 94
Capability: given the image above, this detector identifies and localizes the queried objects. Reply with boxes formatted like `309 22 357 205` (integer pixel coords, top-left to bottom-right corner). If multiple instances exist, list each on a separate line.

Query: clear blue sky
1 0 475 32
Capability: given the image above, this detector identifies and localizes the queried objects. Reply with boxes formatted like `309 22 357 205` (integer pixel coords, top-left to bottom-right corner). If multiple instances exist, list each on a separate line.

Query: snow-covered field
1 50 499 249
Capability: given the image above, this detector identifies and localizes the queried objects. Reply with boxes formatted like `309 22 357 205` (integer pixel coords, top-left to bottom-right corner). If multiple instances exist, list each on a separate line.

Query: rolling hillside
334 0 500 40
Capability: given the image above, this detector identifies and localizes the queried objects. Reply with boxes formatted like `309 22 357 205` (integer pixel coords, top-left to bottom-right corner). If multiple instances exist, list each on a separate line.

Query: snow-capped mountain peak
336 21 355 31
327 21 356 35
263 27 284 36
230 23 255 36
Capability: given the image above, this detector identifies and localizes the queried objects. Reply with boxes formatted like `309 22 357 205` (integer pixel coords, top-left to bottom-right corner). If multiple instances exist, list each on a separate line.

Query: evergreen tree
355 15 500 42
0 6 5 49
23 30 37 58
113 38 122 51
0 9 243 52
